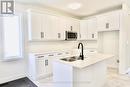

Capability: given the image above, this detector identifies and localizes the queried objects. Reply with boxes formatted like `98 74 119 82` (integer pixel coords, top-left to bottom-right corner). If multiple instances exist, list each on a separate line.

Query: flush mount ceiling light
68 3 82 10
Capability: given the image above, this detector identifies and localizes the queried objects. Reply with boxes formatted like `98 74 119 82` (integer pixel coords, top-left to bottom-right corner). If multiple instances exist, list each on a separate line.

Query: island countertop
54 53 114 69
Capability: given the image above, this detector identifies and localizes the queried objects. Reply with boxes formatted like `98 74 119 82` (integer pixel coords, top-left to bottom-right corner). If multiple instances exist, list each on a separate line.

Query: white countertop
54 53 114 69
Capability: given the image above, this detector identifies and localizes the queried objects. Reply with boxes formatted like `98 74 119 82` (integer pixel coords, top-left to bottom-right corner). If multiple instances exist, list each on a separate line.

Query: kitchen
0 0 130 87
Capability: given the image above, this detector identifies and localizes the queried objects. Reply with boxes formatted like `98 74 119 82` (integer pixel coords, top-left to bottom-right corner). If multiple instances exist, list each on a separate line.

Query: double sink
61 56 82 62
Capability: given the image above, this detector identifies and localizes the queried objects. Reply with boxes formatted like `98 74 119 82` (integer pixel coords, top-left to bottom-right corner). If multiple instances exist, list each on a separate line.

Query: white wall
119 10 130 74
0 16 26 84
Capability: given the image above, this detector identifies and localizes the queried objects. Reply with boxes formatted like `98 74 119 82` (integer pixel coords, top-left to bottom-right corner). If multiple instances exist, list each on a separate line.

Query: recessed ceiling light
68 3 82 10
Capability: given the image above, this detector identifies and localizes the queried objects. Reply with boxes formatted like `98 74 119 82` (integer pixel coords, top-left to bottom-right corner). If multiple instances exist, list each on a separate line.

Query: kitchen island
53 53 114 87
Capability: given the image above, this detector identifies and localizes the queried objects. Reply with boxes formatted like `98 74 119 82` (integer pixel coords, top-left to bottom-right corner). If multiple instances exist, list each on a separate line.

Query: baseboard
0 73 26 84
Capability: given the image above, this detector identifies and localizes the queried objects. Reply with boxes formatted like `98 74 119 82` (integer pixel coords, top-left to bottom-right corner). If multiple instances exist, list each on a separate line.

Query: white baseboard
0 73 26 84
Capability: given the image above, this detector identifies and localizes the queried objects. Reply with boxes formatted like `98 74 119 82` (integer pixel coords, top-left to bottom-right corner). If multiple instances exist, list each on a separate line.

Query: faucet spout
78 43 84 60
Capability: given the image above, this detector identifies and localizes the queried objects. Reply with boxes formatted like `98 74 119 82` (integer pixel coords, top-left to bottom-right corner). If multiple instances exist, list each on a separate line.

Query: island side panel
53 61 73 87
92 60 107 87
73 60 107 87
73 65 93 87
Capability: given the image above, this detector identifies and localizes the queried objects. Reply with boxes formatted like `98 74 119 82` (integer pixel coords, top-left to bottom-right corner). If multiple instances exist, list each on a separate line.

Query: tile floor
104 68 130 87
36 68 130 87
0 77 37 87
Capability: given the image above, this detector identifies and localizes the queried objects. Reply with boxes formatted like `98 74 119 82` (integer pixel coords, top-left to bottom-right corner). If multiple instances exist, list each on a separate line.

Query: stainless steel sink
61 56 81 62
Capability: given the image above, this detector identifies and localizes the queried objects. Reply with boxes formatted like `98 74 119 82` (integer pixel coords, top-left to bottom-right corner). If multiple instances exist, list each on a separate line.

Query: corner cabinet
28 10 80 41
80 17 97 40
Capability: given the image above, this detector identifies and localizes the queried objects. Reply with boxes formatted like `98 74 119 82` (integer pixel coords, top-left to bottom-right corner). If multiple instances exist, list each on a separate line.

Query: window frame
1 14 24 60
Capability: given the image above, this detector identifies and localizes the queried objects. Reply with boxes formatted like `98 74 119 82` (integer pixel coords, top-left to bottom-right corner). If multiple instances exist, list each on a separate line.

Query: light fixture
68 2 82 10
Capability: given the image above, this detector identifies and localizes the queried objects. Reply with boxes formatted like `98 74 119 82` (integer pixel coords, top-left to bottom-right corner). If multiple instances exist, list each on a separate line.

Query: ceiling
16 0 125 17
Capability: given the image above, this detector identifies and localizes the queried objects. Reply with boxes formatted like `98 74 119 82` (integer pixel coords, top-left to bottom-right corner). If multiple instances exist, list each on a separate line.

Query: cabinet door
44 58 51 74
97 15 107 32
36 58 45 78
58 17 66 40
80 20 88 40
45 15 63 40
52 16 63 40
107 12 120 30
97 12 120 32
70 19 80 32
71 19 80 39
41 14 48 40
28 12 42 41
87 18 97 40
64 18 72 31
44 15 54 40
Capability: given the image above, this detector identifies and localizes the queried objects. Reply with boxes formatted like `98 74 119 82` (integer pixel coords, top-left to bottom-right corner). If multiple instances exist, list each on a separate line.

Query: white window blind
2 16 23 60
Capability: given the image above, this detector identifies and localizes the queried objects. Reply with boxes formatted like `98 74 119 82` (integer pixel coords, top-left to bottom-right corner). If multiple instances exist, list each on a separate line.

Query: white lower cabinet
28 53 55 80
28 52 71 80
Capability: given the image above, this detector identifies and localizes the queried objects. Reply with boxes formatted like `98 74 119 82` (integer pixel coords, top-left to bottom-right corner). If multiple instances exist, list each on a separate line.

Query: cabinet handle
45 60 48 66
117 60 120 63
37 56 44 58
92 34 94 38
57 53 62 55
70 26 73 31
48 54 54 56
58 33 61 38
106 23 109 29
65 52 69 54
41 32 44 38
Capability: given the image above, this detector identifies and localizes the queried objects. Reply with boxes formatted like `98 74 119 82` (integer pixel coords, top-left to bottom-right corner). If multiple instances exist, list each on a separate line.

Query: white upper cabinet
97 11 120 32
63 18 80 32
28 10 80 41
28 12 42 41
107 12 120 30
97 15 107 31
87 18 97 40
80 17 97 40
71 19 80 32
45 15 57 40
80 20 88 40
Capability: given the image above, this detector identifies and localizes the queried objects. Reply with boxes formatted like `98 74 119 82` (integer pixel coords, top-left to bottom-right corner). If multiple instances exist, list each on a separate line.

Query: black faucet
78 43 84 60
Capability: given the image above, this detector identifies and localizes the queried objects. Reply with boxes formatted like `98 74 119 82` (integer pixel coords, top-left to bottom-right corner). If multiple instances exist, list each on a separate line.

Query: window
1 16 23 60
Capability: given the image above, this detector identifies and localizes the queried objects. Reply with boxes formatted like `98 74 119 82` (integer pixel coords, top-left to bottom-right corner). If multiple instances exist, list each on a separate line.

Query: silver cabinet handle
65 52 69 54
37 56 44 58
70 26 73 31
58 33 61 38
117 60 120 63
57 53 62 55
92 34 94 38
48 54 54 56
45 59 48 66
106 23 109 29
41 32 44 38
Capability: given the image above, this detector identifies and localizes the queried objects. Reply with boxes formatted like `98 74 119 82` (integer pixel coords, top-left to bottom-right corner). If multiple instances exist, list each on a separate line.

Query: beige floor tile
37 68 130 87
